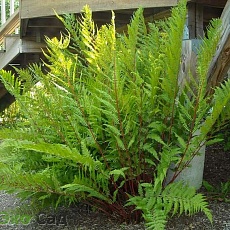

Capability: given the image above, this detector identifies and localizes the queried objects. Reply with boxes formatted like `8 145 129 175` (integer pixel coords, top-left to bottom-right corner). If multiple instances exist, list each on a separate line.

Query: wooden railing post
0 0 19 48
1 0 16 26
1 0 6 25
10 0 15 15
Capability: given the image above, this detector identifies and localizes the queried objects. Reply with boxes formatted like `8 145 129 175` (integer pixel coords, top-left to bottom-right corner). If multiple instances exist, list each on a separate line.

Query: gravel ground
0 143 229 230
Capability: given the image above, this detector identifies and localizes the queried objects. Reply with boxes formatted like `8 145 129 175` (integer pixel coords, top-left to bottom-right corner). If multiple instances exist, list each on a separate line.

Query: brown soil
204 144 230 185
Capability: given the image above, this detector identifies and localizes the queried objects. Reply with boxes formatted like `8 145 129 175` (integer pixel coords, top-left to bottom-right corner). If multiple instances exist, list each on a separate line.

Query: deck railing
1 0 18 25
0 0 19 48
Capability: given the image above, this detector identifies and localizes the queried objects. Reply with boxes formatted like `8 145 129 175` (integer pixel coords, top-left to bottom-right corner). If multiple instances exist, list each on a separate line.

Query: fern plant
0 0 230 229
203 180 230 202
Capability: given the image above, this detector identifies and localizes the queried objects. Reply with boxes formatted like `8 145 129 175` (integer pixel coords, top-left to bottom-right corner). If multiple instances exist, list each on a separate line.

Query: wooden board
206 0 230 93
20 0 178 19
0 35 20 69
0 35 46 69
191 0 227 8
187 2 204 39
20 39 46 53
0 10 19 45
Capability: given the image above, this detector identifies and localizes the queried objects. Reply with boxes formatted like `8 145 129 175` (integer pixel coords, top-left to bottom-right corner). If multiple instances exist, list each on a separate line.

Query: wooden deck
20 0 178 19
0 0 229 110
207 0 230 93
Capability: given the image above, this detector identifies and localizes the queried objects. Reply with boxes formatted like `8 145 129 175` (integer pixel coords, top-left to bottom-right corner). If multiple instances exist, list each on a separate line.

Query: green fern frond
18 141 102 170
197 19 221 83
77 5 97 59
144 210 167 230
162 182 212 222
61 183 110 203
119 7 147 74
160 0 187 112
0 70 23 97
202 78 230 137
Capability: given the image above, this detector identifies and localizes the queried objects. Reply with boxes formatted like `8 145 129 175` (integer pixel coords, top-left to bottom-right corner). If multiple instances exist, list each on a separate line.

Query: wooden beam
20 18 29 37
0 35 20 69
20 0 178 19
203 7 223 23
187 2 203 39
178 39 202 92
195 4 203 37
20 39 46 53
190 0 227 8
0 35 46 69
27 17 63 28
207 0 230 94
